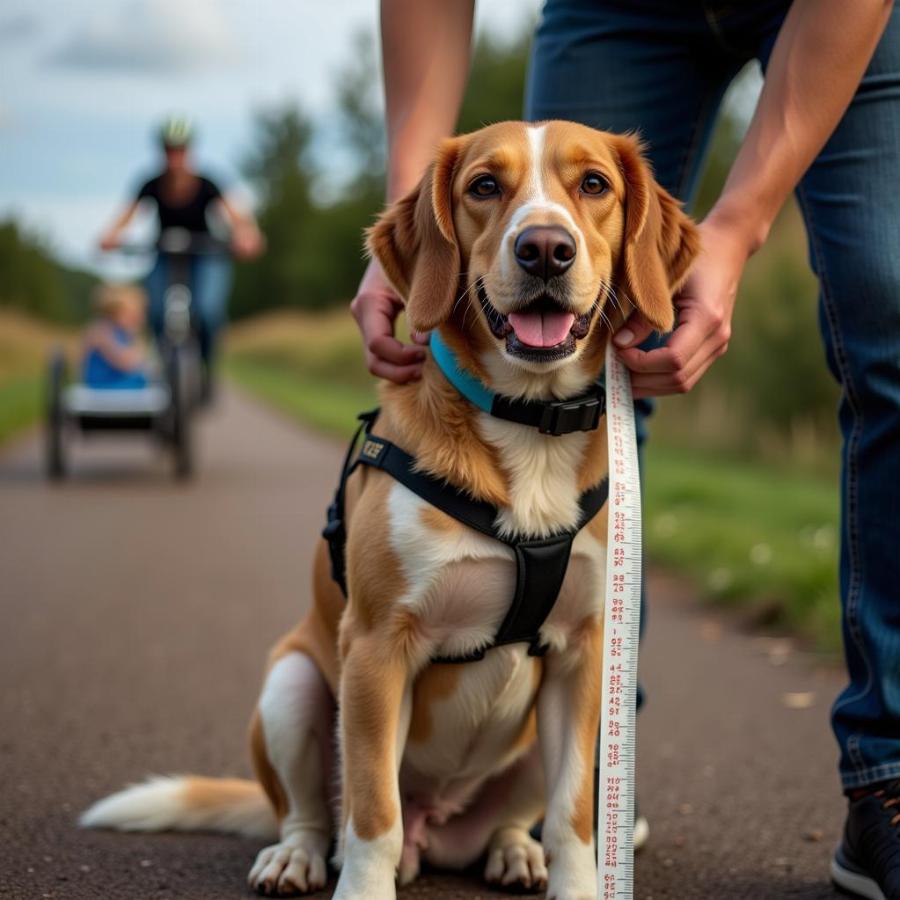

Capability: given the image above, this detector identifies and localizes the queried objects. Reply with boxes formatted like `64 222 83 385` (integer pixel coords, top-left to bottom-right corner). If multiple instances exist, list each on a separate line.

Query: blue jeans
146 254 233 367
527 0 900 790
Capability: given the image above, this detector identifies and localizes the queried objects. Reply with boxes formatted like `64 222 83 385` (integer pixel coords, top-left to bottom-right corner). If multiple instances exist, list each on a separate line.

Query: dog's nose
514 226 576 279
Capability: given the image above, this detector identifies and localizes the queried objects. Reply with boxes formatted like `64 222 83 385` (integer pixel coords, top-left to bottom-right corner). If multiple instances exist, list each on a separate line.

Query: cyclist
99 116 263 397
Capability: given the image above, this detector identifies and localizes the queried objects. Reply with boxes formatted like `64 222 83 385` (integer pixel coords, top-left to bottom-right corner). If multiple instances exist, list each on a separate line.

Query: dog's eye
580 172 609 196
468 175 501 198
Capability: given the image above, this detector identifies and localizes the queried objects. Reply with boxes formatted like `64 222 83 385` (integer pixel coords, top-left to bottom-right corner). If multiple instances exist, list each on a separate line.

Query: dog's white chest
478 416 589 538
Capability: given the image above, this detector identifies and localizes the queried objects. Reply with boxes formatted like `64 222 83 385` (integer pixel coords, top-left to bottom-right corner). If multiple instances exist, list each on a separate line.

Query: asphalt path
0 388 848 900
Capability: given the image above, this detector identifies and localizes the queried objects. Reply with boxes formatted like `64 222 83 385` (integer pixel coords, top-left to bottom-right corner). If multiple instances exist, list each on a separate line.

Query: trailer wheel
45 349 67 480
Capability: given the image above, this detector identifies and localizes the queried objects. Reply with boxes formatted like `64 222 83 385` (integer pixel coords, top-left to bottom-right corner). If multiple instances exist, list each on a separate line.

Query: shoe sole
831 855 887 900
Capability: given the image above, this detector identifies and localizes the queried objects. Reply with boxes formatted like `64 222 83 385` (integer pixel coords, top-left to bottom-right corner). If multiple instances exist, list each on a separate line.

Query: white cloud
48 0 239 74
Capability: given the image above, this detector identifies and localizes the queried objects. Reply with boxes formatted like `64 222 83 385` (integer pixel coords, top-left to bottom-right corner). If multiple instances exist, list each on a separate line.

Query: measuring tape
598 341 643 900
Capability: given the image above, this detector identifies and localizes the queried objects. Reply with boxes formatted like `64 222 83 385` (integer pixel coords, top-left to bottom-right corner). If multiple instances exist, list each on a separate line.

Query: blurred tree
334 30 386 196
457 29 533 133
0 220 94 323
231 105 320 317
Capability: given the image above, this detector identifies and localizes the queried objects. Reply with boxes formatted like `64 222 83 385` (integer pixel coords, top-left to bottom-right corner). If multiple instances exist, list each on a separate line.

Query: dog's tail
79 775 278 840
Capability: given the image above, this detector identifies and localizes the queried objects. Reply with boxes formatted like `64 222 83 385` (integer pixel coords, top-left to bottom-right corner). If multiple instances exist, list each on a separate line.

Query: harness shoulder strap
354 434 501 540
321 409 379 595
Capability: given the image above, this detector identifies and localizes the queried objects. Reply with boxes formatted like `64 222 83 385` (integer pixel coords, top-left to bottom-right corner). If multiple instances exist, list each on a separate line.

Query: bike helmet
159 116 193 148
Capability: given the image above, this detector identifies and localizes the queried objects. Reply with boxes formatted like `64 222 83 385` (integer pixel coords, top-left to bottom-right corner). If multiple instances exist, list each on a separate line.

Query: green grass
225 309 378 436
225 310 841 653
0 374 43 445
0 310 76 446
643 444 839 652
226 355 376 437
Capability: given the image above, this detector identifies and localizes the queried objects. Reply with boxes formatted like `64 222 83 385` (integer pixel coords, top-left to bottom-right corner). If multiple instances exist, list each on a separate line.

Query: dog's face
370 121 698 387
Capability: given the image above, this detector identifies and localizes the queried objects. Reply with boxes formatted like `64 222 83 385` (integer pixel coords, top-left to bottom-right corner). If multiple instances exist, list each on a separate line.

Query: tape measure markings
598 341 643 900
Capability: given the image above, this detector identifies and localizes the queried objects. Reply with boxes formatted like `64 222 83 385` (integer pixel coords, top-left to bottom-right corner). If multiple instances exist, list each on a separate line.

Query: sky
0 0 542 273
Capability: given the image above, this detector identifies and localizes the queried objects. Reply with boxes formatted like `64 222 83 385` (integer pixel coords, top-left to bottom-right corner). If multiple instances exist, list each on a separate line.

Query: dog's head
368 121 698 394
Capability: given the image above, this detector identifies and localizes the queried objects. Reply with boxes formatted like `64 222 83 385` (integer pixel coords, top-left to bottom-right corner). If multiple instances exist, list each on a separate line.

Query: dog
81 120 698 900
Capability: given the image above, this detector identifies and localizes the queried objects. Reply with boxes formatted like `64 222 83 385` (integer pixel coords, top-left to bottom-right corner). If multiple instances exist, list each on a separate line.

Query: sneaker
831 779 900 900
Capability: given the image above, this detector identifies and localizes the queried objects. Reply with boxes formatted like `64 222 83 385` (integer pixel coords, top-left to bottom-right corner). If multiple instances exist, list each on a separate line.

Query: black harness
322 395 608 664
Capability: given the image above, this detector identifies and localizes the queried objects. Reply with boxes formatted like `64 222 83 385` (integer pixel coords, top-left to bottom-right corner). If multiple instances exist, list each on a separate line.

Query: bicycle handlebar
108 228 232 258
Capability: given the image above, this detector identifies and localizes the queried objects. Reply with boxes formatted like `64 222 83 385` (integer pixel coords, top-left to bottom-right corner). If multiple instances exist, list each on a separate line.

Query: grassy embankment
0 311 77 445
226 310 841 653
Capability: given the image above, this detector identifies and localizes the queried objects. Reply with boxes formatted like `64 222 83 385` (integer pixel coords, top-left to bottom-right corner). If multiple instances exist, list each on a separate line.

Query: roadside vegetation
0 311 76 445
224 311 374 436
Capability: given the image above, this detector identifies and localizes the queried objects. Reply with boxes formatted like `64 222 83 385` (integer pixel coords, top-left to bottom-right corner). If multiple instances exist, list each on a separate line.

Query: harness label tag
598 342 642 900
360 438 385 462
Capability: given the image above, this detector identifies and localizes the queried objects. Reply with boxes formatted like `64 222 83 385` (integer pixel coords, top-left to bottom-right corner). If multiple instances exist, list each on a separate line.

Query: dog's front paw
484 827 548 892
248 831 329 896
545 840 596 900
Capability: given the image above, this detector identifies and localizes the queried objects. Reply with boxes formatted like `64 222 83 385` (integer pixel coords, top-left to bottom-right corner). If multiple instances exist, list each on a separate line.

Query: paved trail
0 389 847 900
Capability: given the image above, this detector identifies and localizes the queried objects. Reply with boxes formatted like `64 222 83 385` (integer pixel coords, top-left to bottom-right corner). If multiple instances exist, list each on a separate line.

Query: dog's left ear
366 138 461 333
613 134 700 333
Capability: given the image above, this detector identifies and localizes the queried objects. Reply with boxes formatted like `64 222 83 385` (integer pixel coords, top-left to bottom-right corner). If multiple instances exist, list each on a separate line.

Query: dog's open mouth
477 283 594 362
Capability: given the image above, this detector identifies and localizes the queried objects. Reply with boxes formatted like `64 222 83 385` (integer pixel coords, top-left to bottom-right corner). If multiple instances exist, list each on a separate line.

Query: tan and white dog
82 121 698 900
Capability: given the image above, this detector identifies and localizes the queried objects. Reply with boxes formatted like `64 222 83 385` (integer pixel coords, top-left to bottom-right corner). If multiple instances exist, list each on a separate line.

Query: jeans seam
796 183 872 776
673 90 719 202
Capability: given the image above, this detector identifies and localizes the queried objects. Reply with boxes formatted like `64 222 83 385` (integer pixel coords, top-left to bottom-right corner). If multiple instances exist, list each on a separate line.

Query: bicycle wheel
167 346 194 480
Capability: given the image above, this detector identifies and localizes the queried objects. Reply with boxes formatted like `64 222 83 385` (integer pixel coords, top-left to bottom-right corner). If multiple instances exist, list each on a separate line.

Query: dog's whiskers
452 274 486 331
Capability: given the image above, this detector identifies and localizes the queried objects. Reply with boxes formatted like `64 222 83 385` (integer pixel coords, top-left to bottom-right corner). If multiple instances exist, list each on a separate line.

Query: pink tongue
507 310 575 348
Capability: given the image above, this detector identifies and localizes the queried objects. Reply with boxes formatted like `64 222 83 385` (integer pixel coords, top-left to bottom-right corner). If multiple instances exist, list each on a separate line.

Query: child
82 284 150 389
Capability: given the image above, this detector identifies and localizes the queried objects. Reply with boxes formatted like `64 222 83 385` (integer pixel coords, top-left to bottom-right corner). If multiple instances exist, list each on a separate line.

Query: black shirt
136 174 223 234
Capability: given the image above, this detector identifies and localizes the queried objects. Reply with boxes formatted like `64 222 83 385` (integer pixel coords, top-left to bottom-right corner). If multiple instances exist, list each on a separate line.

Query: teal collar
430 330 494 413
429 330 606 437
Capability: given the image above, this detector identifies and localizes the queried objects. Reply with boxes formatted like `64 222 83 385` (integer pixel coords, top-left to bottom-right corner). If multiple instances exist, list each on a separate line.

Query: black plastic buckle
322 505 344 543
538 394 605 436
322 502 347 589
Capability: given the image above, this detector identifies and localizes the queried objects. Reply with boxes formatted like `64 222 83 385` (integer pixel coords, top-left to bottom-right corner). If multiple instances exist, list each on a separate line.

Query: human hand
612 215 752 399
350 259 428 383
231 225 265 260
99 232 121 252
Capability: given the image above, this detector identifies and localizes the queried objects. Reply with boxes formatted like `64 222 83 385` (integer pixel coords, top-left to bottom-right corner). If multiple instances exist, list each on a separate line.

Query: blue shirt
83 324 148 389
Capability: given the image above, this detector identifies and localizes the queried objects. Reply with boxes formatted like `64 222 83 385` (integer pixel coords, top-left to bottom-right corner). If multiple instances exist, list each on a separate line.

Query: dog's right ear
612 134 699 333
366 138 461 333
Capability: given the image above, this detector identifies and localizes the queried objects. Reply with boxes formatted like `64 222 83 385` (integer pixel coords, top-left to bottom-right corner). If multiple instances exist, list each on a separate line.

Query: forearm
220 197 260 232
104 202 139 235
381 0 474 200
711 0 893 251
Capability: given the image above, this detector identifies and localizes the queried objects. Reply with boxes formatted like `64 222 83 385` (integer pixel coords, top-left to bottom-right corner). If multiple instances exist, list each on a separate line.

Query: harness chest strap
323 410 609 664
